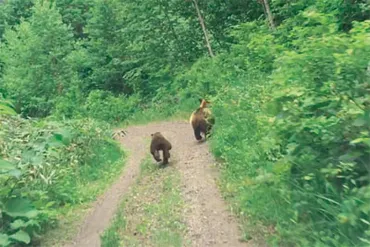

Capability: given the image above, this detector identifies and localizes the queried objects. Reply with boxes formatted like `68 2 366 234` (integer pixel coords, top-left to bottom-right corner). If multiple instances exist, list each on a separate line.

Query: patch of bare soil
63 121 263 247
169 122 260 247
104 158 186 247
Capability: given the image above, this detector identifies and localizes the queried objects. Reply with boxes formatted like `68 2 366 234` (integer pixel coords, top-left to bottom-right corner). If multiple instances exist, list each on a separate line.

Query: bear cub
150 132 172 165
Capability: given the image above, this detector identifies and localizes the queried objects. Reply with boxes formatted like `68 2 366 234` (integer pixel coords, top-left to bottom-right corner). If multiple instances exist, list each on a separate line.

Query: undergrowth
121 97 197 126
0 116 125 246
144 13 370 247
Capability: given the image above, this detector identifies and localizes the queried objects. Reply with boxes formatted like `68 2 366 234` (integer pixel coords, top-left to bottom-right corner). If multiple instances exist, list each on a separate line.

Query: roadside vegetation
0 114 125 246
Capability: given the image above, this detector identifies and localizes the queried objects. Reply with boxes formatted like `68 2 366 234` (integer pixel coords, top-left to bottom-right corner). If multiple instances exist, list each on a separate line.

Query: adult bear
189 99 214 141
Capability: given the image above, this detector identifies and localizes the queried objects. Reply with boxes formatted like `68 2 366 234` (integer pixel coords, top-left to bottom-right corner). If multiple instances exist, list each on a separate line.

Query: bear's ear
151 133 154 137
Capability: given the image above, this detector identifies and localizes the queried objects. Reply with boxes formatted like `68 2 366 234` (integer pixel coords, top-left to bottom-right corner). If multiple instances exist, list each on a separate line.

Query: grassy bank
40 142 126 247
0 116 126 246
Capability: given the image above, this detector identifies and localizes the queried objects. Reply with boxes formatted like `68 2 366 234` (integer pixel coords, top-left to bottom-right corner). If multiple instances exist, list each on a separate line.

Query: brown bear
150 132 172 165
189 99 214 141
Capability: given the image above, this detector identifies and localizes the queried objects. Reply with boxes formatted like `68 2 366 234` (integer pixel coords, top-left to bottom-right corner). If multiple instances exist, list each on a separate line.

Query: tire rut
169 122 250 247
63 121 259 247
63 126 148 247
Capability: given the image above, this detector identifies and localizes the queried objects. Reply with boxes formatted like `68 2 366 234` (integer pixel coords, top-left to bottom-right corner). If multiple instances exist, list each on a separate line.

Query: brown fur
150 132 172 165
189 99 214 141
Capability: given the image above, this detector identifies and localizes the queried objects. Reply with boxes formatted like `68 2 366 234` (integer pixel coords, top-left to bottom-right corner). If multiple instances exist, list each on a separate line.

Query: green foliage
0 94 16 116
54 0 94 38
0 0 34 38
265 19 370 245
83 90 141 123
82 0 204 98
0 0 77 117
175 11 370 247
0 0 268 119
0 116 124 245
315 0 370 31
0 0 94 39
54 90 143 123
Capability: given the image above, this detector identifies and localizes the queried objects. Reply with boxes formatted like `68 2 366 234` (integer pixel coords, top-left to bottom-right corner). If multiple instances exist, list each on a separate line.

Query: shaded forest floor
55 121 266 247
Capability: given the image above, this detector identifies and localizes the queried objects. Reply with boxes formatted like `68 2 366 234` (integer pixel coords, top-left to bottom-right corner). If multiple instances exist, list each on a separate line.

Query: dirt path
64 121 258 247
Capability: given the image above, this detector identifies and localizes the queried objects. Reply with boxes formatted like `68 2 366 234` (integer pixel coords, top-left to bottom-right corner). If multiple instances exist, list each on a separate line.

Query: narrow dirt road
64 121 258 247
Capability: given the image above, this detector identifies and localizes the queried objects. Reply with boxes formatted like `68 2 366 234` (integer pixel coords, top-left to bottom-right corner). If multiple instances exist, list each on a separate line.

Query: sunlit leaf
3 198 39 218
9 230 30 244
0 234 10 247
350 138 370 147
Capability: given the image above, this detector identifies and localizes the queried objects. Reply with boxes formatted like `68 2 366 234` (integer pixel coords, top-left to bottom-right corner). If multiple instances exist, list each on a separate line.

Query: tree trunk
192 0 215 57
261 0 275 30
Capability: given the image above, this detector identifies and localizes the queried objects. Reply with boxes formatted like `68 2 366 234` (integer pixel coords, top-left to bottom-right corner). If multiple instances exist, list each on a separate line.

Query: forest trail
64 121 259 247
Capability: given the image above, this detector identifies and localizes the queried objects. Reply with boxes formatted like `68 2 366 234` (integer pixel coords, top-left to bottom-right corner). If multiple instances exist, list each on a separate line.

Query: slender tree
259 0 275 30
192 0 214 57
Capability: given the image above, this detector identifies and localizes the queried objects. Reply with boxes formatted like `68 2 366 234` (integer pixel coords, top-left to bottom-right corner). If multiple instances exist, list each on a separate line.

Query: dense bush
83 90 141 123
0 1 78 117
0 116 124 246
266 19 370 245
